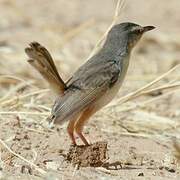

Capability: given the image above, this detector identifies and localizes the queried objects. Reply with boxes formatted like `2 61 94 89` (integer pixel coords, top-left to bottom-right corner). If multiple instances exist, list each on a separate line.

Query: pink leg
74 106 96 146
67 115 80 145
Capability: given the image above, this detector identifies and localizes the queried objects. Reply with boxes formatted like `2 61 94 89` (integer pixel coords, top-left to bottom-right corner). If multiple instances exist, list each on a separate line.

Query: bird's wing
50 60 121 124
25 42 66 95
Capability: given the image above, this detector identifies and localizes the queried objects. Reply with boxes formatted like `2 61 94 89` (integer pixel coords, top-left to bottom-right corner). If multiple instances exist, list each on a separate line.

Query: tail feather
25 42 66 95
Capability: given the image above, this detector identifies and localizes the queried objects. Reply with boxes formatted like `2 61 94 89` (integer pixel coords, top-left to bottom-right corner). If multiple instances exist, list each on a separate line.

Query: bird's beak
142 26 155 33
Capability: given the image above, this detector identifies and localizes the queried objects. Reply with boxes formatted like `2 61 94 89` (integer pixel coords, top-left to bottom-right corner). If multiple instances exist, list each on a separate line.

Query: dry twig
0 138 46 174
87 0 125 59
117 64 180 104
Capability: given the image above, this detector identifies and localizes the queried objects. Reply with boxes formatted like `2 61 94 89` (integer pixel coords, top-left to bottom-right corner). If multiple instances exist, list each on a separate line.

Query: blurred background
0 0 180 179
0 0 180 80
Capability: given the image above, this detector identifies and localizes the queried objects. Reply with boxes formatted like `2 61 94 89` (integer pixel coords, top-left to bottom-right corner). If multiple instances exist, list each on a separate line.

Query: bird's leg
67 115 80 145
74 106 95 146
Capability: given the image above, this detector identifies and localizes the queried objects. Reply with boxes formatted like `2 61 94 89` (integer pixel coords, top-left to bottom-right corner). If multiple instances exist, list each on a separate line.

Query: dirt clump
66 141 108 167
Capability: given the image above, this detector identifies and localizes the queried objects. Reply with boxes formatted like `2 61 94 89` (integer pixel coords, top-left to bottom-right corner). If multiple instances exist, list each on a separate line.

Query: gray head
103 22 155 52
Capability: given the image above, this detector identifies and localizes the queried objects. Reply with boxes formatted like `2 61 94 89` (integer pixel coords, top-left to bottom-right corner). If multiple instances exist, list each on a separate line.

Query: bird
25 22 155 146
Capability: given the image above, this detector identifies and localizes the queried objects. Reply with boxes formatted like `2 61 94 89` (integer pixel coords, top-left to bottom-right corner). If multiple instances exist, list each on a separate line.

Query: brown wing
50 61 121 124
25 42 66 95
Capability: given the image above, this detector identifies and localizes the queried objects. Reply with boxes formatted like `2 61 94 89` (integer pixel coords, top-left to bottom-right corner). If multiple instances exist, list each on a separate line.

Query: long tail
25 42 66 95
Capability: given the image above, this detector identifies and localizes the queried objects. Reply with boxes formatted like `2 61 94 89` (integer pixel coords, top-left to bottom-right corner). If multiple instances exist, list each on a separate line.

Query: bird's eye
134 28 143 34
130 26 143 34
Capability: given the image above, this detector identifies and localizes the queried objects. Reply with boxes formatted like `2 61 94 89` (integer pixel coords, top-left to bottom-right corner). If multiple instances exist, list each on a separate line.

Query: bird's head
105 22 155 52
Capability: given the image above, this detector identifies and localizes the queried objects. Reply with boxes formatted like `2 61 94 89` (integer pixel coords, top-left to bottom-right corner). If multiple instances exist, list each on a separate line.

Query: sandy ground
0 0 180 179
